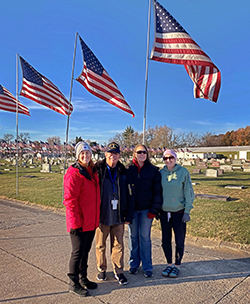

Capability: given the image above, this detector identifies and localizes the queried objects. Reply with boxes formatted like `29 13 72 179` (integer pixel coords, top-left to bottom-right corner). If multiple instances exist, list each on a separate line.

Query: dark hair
133 144 150 163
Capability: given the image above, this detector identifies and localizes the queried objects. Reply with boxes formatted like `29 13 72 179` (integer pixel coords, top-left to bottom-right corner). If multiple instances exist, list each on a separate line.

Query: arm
183 171 195 215
125 169 135 224
149 168 163 215
63 170 83 229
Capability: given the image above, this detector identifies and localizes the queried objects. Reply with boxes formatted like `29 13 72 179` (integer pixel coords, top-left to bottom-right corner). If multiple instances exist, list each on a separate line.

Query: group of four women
63 142 194 297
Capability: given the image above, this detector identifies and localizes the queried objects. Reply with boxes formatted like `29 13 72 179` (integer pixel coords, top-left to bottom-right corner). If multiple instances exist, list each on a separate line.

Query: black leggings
69 229 95 277
160 211 186 266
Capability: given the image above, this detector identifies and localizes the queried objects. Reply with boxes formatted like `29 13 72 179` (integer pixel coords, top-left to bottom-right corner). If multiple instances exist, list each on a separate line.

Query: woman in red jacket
64 141 100 297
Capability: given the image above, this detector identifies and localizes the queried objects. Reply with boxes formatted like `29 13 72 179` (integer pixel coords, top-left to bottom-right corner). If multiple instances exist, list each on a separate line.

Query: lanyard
107 165 117 198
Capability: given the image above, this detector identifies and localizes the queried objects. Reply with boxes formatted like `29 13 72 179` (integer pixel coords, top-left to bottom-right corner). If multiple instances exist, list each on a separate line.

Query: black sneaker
114 273 128 285
69 283 89 297
129 268 138 274
80 277 98 289
144 271 154 278
97 271 107 281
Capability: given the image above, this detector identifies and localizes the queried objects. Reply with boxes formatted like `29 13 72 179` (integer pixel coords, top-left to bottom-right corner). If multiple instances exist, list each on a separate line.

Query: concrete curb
1 196 250 255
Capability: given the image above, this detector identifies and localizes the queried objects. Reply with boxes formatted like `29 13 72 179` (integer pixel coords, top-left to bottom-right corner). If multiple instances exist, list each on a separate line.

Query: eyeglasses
163 156 175 161
136 150 147 154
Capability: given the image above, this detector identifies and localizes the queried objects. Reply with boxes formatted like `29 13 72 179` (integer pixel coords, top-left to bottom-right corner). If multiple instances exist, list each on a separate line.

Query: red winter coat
63 162 100 232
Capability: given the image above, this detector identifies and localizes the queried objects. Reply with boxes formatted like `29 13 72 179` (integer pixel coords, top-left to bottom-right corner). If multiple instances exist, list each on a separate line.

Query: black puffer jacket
126 160 163 215
95 159 134 223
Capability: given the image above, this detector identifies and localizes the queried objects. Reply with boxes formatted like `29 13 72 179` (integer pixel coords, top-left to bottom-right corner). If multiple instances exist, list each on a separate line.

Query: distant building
177 146 250 160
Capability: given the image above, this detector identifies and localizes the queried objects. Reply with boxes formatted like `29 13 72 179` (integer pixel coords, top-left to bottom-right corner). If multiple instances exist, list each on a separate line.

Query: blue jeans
128 209 153 272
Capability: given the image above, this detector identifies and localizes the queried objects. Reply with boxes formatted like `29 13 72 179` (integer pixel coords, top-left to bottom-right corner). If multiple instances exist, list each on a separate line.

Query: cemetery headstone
182 160 193 166
225 185 245 189
41 163 51 173
218 159 226 164
196 162 207 169
217 169 224 175
232 159 242 165
205 169 218 177
220 165 233 172
232 166 242 170
211 161 220 168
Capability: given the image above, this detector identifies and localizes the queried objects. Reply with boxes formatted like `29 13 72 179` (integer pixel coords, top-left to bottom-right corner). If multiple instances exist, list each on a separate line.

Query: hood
162 163 182 173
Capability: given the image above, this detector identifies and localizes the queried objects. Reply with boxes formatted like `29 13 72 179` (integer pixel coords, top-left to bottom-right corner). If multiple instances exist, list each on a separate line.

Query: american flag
0 84 30 116
76 36 135 117
150 0 221 102
19 57 73 115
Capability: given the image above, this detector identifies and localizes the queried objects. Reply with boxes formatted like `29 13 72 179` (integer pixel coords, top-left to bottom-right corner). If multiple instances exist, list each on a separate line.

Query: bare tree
3 133 14 143
47 136 61 146
18 132 30 142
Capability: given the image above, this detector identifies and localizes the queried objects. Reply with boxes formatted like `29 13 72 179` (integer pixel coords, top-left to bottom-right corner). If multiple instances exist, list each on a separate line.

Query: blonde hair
133 144 149 162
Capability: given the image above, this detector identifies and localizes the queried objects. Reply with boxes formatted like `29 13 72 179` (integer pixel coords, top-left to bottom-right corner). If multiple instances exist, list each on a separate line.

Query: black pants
160 211 186 266
69 229 95 277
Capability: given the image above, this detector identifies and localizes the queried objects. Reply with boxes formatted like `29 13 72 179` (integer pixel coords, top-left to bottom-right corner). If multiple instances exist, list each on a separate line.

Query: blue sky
0 0 249 144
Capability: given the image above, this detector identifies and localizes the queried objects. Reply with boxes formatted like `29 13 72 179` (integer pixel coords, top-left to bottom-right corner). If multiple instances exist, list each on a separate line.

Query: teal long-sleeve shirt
160 164 194 214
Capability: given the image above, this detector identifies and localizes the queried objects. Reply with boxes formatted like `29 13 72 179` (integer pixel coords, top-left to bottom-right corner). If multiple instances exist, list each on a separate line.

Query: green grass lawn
1 160 250 245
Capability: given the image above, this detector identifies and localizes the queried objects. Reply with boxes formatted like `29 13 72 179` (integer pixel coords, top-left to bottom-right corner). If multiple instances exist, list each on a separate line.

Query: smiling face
163 154 176 170
105 151 120 168
78 150 91 166
134 145 147 166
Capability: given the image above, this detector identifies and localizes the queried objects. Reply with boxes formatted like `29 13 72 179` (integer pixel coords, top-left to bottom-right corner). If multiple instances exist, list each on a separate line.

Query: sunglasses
163 156 175 161
136 150 147 154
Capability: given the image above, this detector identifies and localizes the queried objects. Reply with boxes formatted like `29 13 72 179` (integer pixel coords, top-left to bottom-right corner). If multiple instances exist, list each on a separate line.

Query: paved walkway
0 198 249 304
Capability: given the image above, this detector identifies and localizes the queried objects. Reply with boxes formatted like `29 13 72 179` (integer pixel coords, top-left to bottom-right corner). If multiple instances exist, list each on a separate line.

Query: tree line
109 125 250 148
2 125 250 150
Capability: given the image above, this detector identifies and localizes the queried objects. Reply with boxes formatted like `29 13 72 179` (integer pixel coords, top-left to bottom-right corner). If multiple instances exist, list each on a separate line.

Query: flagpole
62 32 78 204
16 53 19 196
143 0 152 144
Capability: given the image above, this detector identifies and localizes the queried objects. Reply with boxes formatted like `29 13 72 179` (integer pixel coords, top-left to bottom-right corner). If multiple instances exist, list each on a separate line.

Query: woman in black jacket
126 144 162 278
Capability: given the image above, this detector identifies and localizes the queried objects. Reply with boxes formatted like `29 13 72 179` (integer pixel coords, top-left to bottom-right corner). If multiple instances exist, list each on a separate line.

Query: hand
147 212 156 219
182 213 190 223
125 222 130 225
70 227 83 235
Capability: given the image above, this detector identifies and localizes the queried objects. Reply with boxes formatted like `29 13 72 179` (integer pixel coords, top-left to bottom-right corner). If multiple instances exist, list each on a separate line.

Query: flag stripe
150 0 221 102
82 66 126 98
19 57 73 116
76 36 134 117
77 69 133 113
0 85 30 115
21 80 72 114
80 67 130 106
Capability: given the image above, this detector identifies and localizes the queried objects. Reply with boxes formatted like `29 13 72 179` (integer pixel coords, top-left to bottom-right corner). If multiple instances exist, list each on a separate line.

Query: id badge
111 199 118 210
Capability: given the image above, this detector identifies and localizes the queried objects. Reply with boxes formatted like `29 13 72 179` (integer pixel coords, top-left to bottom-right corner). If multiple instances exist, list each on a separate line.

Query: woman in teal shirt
160 149 194 278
